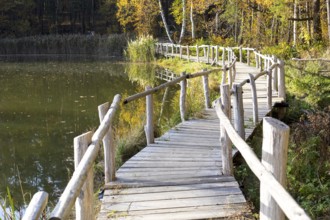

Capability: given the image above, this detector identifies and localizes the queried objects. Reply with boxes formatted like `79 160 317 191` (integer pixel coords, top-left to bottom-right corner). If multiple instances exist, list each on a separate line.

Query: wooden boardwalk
97 60 282 219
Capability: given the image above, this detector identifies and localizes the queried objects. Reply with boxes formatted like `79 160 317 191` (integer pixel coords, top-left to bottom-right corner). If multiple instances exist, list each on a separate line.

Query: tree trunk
179 0 186 44
313 0 322 42
293 0 297 46
327 0 330 41
215 12 219 33
190 1 195 40
158 0 174 43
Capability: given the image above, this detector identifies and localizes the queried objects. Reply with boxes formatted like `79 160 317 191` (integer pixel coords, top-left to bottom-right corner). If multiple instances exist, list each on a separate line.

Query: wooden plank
98 204 248 220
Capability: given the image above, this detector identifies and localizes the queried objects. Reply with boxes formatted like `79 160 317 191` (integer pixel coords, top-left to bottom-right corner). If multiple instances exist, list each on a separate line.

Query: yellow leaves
116 0 158 35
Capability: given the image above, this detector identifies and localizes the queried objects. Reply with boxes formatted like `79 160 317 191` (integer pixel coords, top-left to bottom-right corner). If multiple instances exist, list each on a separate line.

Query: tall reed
125 35 156 62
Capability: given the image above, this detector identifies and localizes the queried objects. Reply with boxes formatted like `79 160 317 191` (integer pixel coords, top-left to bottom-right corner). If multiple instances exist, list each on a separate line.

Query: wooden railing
22 43 309 220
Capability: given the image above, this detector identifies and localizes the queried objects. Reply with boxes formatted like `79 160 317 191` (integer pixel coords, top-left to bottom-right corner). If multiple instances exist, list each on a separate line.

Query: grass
234 47 330 219
125 35 156 62
0 34 129 57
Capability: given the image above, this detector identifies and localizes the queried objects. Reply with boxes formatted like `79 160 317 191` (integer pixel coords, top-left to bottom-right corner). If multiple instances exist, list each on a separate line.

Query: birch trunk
293 0 297 46
327 0 330 41
179 0 186 44
158 0 174 43
190 1 195 40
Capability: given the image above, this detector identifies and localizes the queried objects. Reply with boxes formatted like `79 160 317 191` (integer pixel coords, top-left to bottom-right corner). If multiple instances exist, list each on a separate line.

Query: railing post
228 65 233 88
227 48 230 62
255 53 259 68
187 46 190 61
196 45 199 62
272 55 278 91
259 54 262 70
22 192 48 220
233 84 245 139
278 59 286 101
74 131 94 220
145 86 154 144
171 45 174 55
221 65 227 85
179 45 182 59
220 84 233 175
248 74 259 125
267 70 273 110
239 46 242 62
202 69 211 108
203 46 206 59
216 46 219 64
98 103 116 182
247 50 250 66
180 72 187 122
211 46 214 61
233 61 237 82
222 47 225 67
207 45 210 63
260 117 290 220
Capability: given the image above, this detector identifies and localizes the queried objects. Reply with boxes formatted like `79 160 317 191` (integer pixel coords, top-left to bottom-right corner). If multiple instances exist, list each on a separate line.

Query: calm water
0 61 178 213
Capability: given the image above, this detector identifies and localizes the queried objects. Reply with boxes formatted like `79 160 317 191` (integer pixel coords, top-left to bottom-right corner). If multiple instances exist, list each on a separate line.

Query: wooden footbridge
23 44 310 220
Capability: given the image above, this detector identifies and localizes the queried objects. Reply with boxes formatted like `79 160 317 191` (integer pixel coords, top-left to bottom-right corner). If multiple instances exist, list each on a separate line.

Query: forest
0 0 329 219
1 0 330 47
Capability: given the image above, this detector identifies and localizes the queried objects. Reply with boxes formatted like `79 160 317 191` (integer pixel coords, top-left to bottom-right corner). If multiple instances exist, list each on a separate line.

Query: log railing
23 43 308 220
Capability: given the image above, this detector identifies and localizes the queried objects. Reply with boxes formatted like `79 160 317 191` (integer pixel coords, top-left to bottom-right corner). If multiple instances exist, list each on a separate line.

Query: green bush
125 35 156 62
288 109 330 218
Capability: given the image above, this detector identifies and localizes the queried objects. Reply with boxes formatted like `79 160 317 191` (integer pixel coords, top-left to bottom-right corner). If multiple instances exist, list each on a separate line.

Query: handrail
23 42 293 219
49 94 121 219
213 99 310 220
123 68 222 104
22 192 48 220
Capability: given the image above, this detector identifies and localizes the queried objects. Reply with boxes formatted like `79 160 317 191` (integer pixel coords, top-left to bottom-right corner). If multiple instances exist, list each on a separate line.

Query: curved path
97 55 283 220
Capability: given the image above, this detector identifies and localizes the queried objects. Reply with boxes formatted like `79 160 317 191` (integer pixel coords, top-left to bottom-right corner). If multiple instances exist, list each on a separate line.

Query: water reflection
0 61 180 215
0 61 145 207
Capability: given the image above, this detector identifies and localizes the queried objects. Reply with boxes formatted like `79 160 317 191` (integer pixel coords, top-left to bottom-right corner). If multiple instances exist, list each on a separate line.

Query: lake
0 61 179 216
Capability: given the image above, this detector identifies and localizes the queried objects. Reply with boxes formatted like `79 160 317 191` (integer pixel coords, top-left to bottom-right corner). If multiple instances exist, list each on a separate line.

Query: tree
313 0 322 41
158 0 174 43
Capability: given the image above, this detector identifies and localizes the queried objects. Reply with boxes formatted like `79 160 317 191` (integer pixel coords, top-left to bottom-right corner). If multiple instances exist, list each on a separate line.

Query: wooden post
278 59 286 101
220 84 233 175
233 62 237 82
171 45 174 55
210 46 214 61
145 86 154 144
187 46 190 61
260 117 290 220
233 84 245 139
264 56 267 71
207 45 210 63
216 46 219 64
247 50 250 66
248 74 259 124
239 46 243 62
202 69 211 108
255 53 259 68
267 70 273 110
222 48 225 67
74 131 94 220
203 47 206 59
221 65 227 85
180 72 187 122
273 56 278 91
228 66 233 88
180 45 182 59
98 103 116 182
196 45 199 62
22 192 48 220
